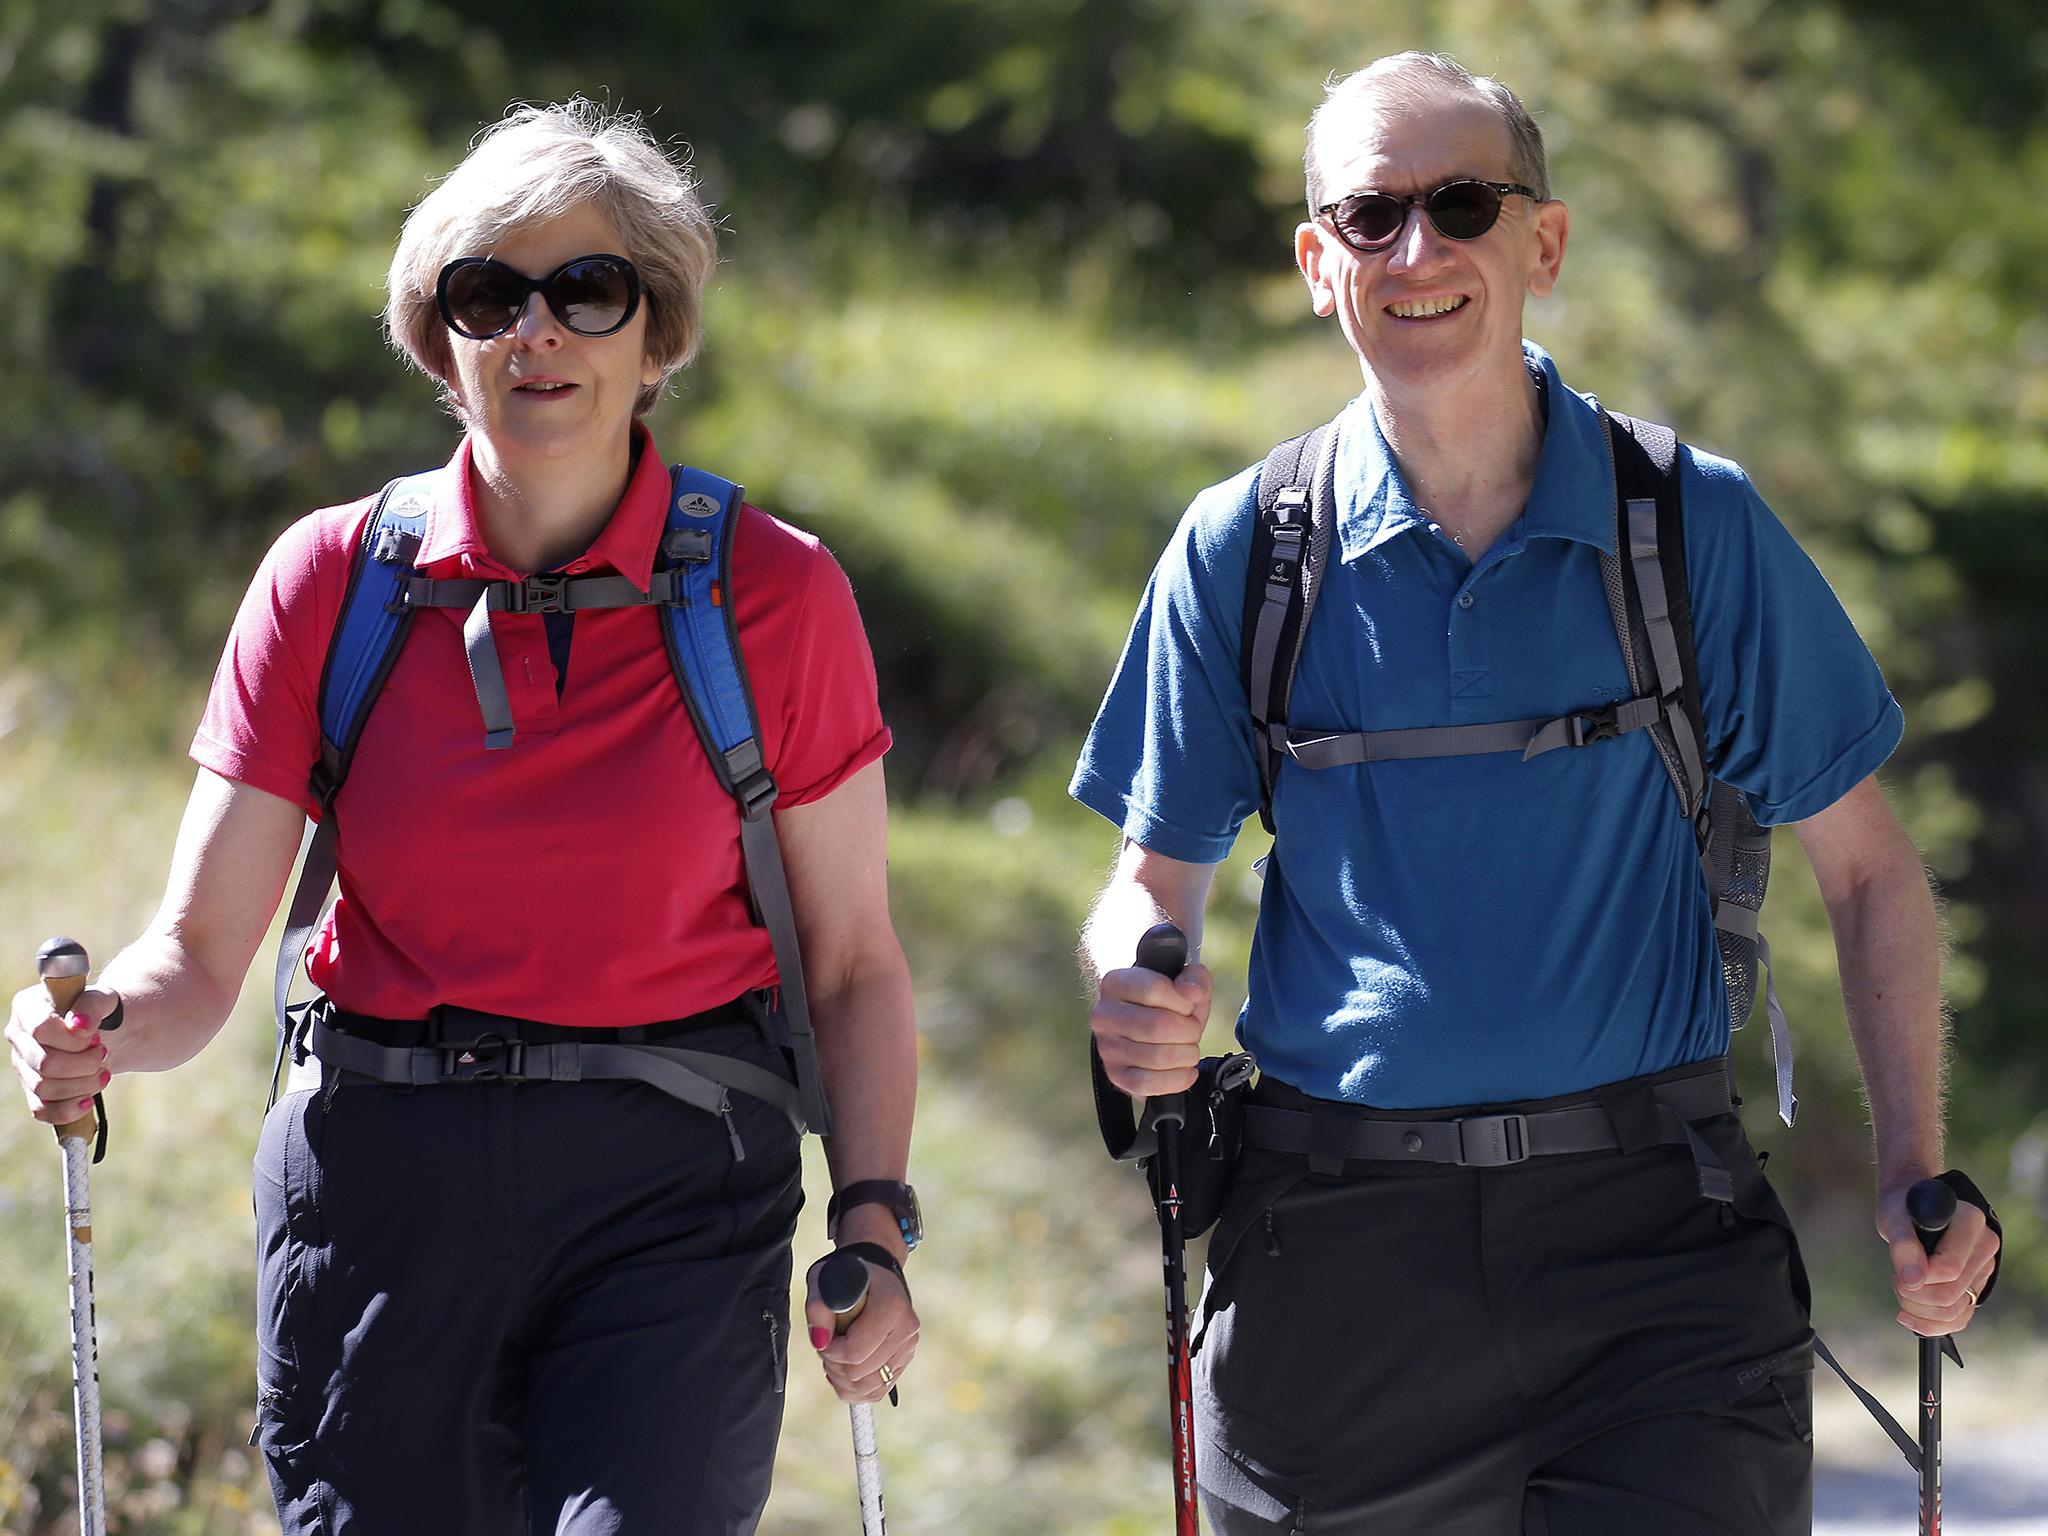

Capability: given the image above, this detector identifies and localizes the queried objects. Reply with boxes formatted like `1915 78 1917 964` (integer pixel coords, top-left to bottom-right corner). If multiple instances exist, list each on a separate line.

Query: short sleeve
1069 468 1265 861
768 541 891 807
1682 449 1904 826
190 505 366 814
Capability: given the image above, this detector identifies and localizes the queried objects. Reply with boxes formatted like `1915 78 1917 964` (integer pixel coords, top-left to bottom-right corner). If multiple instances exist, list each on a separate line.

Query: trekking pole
1132 921 1199 1536
818 1249 889 1536
36 937 118 1536
1907 1176 1959 1536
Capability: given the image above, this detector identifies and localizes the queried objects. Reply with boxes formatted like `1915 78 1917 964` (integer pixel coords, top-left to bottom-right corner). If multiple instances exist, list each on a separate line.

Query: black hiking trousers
252 1014 800 1536
1192 1060 1814 1535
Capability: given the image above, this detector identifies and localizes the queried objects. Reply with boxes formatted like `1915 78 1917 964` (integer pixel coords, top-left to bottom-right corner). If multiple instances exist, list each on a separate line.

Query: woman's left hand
804 1251 920 1405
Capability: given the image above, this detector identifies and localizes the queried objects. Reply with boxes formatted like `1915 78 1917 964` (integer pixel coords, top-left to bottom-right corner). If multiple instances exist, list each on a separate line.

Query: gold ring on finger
879 1363 895 1386
1965 1287 1979 1307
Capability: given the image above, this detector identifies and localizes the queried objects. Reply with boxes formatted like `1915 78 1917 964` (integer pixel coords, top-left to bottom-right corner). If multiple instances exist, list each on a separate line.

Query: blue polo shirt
1071 342 1902 1108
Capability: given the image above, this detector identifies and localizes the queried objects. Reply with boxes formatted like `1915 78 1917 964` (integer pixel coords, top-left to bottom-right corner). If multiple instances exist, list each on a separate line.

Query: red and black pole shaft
1907 1176 1959 1536
1134 921 1199 1536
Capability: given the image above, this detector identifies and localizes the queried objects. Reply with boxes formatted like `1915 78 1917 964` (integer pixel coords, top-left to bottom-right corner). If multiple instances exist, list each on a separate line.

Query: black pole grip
1906 1177 1957 1258
818 1248 873 1331
1134 922 1188 983
1135 924 1190 1134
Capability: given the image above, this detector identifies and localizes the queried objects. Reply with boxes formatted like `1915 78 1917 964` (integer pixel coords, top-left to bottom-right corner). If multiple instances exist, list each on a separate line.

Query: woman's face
440 202 662 466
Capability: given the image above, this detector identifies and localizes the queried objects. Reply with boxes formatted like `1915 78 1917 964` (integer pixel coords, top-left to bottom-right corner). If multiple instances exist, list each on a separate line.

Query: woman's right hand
6 983 116 1126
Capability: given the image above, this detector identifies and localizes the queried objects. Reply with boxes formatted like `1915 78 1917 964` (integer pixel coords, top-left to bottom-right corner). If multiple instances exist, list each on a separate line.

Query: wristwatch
826 1179 923 1253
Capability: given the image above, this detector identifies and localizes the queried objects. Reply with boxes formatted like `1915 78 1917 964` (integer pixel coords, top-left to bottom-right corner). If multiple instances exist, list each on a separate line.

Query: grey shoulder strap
1603 410 1796 1129
1245 420 1340 833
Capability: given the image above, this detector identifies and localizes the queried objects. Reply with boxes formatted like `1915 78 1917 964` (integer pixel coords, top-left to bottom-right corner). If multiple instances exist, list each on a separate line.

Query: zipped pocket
763 1308 787 1394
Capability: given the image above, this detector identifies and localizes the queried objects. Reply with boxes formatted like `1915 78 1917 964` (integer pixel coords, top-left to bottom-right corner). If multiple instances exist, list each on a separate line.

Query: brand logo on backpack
676 491 721 518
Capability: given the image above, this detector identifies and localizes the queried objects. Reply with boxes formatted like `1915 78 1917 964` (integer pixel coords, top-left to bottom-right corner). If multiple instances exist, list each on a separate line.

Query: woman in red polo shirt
7 100 919 1533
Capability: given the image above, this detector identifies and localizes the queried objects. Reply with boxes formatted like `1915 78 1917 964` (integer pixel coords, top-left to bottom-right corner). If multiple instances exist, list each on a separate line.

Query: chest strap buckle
1568 706 1625 747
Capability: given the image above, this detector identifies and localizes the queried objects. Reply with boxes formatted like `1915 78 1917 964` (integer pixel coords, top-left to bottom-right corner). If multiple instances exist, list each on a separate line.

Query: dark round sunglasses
436 253 642 340
1316 179 1543 254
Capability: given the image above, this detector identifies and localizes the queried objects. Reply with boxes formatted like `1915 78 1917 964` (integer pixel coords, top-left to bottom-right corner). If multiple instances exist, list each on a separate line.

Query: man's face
1295 90 1567 399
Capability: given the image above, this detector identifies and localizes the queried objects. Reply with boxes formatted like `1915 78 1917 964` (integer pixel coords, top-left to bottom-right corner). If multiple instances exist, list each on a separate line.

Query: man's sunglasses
436 253 643 340
1316 179 1543 253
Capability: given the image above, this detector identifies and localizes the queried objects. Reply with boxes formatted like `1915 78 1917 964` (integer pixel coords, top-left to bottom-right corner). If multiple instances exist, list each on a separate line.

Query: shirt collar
1334 339 1619 563
414 421 673 589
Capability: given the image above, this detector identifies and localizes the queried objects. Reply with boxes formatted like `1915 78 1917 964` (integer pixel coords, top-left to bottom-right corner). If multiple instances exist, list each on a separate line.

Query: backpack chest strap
399 569 686 615
398 571 688 752
1274 693 1668 769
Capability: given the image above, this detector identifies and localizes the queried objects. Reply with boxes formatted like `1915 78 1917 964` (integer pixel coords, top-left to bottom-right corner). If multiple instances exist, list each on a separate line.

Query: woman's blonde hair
386 98 718 418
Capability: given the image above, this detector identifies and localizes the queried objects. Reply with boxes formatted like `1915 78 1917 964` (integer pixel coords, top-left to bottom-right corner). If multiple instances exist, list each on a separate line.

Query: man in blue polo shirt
1074 51 2000 1534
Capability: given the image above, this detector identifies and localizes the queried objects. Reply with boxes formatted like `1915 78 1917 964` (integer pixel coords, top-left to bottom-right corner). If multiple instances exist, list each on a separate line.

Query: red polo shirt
193 427 890 1026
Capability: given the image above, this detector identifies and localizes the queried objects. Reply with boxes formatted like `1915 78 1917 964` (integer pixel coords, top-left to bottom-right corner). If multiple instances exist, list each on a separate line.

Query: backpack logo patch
676 491 721 518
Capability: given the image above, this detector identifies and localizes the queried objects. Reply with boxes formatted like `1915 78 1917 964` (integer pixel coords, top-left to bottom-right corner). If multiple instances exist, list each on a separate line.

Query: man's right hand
6 984 114 1126
1089 961 1214 1098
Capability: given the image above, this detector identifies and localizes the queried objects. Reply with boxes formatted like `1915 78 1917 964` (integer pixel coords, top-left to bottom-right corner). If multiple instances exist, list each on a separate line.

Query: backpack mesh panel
1706 779 1770 1028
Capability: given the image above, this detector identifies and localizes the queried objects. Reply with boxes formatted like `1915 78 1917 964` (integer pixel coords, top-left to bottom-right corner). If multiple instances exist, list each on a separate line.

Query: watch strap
828 1178 917 1242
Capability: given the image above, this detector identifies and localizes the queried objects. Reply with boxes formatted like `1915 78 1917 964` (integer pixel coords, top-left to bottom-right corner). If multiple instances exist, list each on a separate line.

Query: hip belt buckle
444 1033 524 1082
1454 1112 1529 1167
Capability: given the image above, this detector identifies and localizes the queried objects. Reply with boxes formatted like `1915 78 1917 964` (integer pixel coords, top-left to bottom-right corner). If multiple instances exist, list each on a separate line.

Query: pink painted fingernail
99 1069 111 1087
810 1325 833 1351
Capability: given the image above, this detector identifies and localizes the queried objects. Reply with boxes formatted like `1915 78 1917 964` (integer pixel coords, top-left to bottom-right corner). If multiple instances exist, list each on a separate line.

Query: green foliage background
2 0 2045 1529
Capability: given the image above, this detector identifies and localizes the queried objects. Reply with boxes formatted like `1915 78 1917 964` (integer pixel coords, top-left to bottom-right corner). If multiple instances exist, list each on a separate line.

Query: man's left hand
1881 1185 2000 1338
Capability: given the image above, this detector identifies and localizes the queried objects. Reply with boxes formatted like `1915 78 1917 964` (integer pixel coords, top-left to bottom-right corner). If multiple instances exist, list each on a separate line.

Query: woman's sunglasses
436 253 643 340
1316 179 1542 254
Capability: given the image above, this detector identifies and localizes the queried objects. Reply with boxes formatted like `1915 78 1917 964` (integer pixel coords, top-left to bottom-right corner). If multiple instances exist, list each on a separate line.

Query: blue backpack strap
267 470 439 1107
659 466 835 1137
317 472 439 794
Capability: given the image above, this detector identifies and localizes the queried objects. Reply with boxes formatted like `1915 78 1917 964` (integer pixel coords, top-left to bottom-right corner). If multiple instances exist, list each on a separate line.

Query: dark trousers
252 1018 801 1535
1192 1068 1814 1535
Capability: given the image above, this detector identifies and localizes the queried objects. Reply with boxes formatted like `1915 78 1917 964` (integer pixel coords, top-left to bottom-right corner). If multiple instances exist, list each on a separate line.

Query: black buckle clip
1455 1113 1529 1167
444 1033 524 1082
1569 705 1624 747
735 768 779 821
497 575 571 615
663 527 714 564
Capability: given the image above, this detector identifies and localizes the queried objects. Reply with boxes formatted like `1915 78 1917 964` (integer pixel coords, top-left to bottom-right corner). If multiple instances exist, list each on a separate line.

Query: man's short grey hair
1305 53 1549 213
386 98 719 419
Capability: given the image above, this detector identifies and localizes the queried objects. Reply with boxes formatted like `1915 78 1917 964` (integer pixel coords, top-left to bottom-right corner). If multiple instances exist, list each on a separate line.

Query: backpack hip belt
284 1006 801 1162
1240 1056 1737 1200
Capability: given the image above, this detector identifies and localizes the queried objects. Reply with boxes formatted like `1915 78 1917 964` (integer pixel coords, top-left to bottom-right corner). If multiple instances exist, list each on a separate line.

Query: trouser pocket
1720 1346 1815 1443
1198 1405 1313 1533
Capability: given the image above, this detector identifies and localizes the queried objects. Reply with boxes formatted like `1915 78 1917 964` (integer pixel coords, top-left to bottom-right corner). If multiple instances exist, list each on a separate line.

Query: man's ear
1526 198 1569 299
1296 222 1339 318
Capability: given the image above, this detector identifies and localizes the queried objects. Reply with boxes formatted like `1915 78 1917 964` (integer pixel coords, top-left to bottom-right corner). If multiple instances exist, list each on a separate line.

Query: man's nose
1385 204 1450 273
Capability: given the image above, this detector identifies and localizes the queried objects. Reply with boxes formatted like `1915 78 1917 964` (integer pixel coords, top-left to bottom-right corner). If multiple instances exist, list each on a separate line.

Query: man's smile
1386 294 1470 320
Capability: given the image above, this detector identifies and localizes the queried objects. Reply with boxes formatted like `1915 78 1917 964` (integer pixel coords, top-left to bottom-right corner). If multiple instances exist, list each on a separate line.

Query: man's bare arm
1793 772 1998 1334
